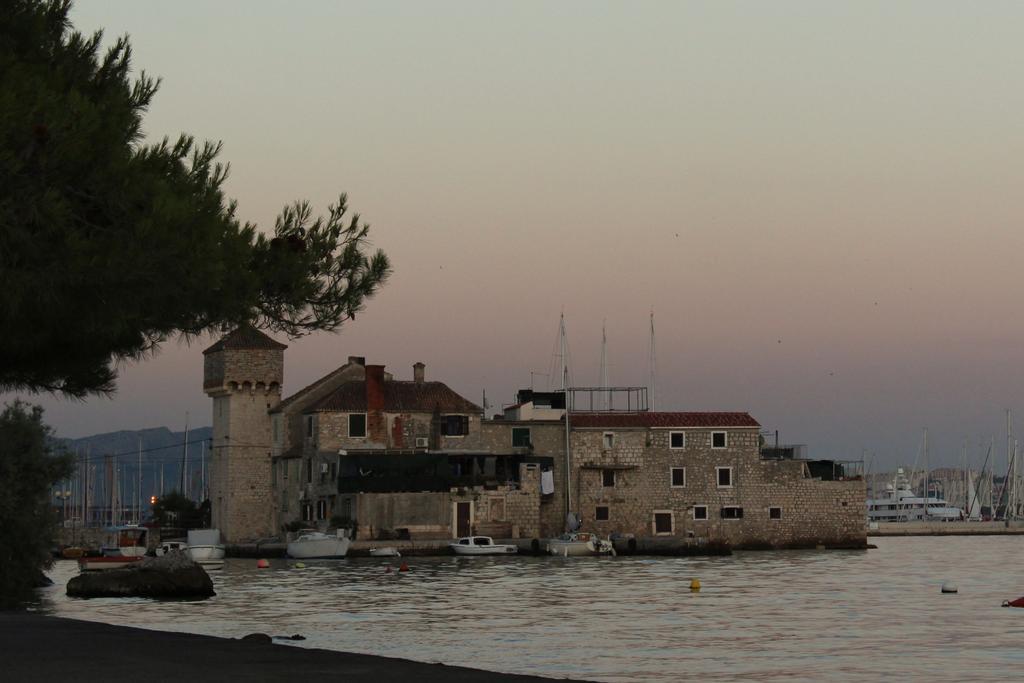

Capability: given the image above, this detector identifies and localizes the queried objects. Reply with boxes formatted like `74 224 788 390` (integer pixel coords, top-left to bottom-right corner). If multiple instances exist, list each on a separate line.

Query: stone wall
572 426 866 548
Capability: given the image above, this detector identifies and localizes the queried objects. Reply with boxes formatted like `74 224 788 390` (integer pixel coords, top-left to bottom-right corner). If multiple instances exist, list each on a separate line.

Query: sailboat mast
560 314 572 518
180 413 190 497
1007 410 1013 521
648 310 657 411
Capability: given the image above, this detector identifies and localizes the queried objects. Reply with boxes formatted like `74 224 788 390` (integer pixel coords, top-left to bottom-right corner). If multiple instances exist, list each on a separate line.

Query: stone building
568 412 866 548
203 327 865 548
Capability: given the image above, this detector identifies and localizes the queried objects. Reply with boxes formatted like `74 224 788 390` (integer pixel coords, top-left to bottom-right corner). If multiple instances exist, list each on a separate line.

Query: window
306 459 313 484
653 511 674 534
282 496 289 512
349 413 367 438
692 505 708 520
670 467 686 487
596 506 610 521
712 431 727 449
716 466 733 488
441 415 469 436
602 469 616 487
603 432 615 450
282 460 288 481
670 431 685 449
272 415 281 444
305 415 314 438
330 462 337 480
512 427 531 448
319 462 327 484
721 506 744 519
301 503 313 521
316 499 328 521
769 506 782 520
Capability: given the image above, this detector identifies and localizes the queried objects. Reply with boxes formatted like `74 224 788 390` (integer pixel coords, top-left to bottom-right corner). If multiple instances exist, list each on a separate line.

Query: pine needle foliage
0 401 73 607
0 0 391 398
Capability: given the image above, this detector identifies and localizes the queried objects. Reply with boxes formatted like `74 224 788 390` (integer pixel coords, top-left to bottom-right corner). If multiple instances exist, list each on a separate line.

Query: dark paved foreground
0 613 581 682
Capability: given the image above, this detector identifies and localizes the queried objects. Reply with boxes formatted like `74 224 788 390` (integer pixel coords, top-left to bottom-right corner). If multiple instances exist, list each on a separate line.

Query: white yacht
867 468 964 522
286 528 352 559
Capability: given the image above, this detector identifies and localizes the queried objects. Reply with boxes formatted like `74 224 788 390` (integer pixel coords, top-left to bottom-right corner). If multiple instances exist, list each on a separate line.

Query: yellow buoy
294 562 306 569
690 578 701 591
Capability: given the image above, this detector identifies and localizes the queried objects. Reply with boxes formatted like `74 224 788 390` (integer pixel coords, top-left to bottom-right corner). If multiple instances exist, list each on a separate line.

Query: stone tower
202 325 287 542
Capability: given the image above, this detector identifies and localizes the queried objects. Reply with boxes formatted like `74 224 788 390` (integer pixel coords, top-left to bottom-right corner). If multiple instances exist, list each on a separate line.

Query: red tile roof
310 380 481 414
203 325 287 354
571 412 759 428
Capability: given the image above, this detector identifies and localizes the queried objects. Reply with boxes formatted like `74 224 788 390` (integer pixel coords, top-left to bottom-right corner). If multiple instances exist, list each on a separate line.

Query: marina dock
869 521 1024 536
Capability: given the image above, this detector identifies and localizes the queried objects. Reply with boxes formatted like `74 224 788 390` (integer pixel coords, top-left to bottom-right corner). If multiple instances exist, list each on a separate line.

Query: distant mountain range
54 426 214 505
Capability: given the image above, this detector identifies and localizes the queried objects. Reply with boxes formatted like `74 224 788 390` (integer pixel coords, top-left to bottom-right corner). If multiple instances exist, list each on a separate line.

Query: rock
241 633 273 644
273 634 305 641
66 553 215 599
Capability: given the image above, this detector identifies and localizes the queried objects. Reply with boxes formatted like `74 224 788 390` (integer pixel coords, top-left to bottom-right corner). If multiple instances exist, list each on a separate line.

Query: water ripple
38 537 1024 681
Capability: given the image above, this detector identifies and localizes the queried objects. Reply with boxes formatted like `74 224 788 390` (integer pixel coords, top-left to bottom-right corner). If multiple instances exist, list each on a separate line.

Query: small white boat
546 532 615 557
287 529 351 559
450 536 518 556
187 529 226 568
369 547 401 557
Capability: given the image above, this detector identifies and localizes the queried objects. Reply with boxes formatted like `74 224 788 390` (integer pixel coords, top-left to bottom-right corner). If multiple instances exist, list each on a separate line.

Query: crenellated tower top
202 324 286 397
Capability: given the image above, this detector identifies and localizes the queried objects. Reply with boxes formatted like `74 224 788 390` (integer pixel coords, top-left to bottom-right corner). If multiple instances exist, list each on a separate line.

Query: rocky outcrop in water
66 552 215 599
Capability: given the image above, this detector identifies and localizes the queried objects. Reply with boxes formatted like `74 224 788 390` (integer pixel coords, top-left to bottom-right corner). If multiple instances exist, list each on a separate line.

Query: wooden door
456 501 472 537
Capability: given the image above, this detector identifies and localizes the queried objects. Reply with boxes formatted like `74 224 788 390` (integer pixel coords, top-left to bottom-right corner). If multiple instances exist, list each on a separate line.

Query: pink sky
8 2 1024 471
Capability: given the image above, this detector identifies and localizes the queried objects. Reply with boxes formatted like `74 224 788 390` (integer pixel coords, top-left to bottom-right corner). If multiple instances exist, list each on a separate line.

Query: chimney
365 364 386 443
348 356 365 366
413 362 425 384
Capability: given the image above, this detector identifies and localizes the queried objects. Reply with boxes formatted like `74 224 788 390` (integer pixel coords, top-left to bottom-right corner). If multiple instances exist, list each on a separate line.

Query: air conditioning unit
415 437 429 448
320 463 329 473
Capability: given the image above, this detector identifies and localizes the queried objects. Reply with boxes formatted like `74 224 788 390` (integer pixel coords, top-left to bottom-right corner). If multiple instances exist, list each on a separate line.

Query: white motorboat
187 529 226 567
448 536 516 557
546 531 614 557
450 536 517 555
286 529 351 559
369 547 401 557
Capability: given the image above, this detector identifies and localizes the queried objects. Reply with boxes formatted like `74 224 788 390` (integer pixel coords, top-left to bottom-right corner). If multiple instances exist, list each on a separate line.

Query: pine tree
0 0 391 398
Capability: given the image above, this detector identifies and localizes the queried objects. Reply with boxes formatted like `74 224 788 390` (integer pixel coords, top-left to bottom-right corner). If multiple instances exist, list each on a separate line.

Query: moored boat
78 556 144 571
546 531 614 557
867 468 964 523
286 529 351 559
187 529 226 567
369 547 401 557
80 525 150 571
449 536 517 556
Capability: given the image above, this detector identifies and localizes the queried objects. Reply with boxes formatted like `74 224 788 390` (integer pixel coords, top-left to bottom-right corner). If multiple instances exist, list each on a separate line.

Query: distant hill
54 426 214 507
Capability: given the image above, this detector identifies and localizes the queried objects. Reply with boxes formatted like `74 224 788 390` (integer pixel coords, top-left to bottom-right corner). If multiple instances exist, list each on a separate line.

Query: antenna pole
560 313 572 519
598 320 608 410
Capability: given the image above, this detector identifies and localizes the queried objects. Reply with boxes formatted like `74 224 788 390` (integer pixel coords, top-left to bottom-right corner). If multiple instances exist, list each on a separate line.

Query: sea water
40 536 1024 682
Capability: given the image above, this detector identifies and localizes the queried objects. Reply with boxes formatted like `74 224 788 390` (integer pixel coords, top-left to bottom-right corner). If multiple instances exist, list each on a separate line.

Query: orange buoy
257 559 270 568
399 561 409 572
